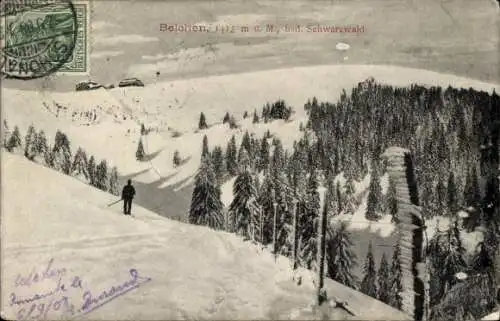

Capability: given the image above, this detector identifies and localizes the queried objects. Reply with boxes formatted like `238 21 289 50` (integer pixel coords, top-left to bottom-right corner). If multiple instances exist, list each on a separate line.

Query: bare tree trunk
317 201 328 306
496 246 500 321
260 208 264 246
273 202 277 260
292 200 299 271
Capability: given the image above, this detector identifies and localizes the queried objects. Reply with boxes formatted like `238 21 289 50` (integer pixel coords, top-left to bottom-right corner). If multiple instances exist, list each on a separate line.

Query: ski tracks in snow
4 231 171 254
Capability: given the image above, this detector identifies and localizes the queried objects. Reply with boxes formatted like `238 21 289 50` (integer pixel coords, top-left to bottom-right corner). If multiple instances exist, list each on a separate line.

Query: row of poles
267 181 330 307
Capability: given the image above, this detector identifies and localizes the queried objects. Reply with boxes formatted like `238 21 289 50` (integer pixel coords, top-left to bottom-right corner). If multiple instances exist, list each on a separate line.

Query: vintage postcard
1 0 499 320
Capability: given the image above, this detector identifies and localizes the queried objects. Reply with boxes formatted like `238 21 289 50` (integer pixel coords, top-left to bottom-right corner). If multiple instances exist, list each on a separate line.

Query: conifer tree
258 171 275 245
95 160 108 191
252 110 259 124
5 125 22 152
250 136 259 160
198 112 208 130
388 245 403 309
222 112 230 124
471 241 495 277
469 242 497 315
201 135 209 159
271 166 293 257
464 167 481 209
447 171 458 216
237 131 252 165
59 148 72 174
238 143 252 172
421 181 436 219
87 155 97 186
360 242 377 298
387 176 398 223
240 131 252 155
35 130 48 158
141 123 146 135
254 173 261 194
189 156 224 230
428 228 449 305
323 170 334 211
243 111 248 119
52 130 72 175
428 221 467 302
436 177 447 216
44 147 55 168
24 125 37 160
377 253 391 304
290 162 305 255
262 103 270 123
136 138 145 160
482 174 500 229
441 222 467 291
53 130 70 151
71 147 89 180
257 136 270 172
211 146 224 184
299 169 320 269
343 177 356 215
108 166 120 196
173 150 181 167
272 139 285 171
228 116 238 129
228 149 262 240
366 162 382 221
226 135 238 176
326 221 358 289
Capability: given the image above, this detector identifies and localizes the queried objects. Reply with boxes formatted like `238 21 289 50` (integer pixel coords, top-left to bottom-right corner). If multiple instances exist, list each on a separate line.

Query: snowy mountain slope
4 64 500 226
1 152 411 320
4 65 500 190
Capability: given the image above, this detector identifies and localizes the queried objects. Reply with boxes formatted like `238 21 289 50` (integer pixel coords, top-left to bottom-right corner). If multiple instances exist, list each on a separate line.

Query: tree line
188 131 404 308
187 100 404 309
304 78 498 320
2 120 120 196
187 79 499 320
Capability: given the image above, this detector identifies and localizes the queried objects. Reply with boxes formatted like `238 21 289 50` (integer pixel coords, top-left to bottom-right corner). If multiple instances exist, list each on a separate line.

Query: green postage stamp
60 2 88 73
1 0 89 79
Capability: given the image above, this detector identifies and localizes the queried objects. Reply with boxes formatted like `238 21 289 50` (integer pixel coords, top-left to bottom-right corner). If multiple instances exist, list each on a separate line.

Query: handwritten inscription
81 269 151 315
10 277 67 306
9 258 151 320
15 258 66 288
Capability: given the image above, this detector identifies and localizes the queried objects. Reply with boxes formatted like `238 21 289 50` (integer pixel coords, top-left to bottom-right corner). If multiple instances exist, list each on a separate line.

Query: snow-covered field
4 64 500 225
1 152 411 320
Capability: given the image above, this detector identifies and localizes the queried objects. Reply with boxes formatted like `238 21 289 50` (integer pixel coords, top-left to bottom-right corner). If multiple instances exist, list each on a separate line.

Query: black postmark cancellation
0 0 87 80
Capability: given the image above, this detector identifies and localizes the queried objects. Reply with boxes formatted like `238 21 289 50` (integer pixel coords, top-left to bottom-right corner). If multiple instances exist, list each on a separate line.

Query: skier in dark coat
121 179 136 215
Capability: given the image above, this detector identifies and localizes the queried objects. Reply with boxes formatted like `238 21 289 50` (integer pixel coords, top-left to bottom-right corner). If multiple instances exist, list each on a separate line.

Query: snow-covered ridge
1 152 411 320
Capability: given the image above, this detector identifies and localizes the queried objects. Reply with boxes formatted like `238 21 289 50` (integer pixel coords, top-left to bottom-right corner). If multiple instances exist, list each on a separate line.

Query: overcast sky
3 0 499 91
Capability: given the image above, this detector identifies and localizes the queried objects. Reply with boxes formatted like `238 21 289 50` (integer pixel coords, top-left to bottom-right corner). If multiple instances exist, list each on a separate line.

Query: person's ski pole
107 199 122 207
